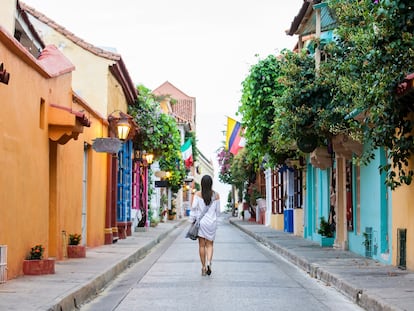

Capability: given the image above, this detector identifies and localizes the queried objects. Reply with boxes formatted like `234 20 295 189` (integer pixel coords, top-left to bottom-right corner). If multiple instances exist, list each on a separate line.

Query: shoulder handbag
185 196 213 240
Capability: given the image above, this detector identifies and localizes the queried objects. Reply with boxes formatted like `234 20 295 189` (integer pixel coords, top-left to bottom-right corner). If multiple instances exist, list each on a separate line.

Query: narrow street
81 215 363 311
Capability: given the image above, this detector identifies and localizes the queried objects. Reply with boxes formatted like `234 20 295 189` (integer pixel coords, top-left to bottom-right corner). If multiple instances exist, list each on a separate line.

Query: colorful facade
0 0 139 280
391 81 414 270
278 0 403 268
22 2 138 244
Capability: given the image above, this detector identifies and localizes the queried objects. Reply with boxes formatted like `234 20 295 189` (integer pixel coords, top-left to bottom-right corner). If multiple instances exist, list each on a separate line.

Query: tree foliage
129 84 186 193
328 0 414 188
221 0 414 190
239 54 288 168
272 48 347 150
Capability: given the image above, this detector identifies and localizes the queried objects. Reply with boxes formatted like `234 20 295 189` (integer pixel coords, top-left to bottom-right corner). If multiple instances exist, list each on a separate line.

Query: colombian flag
225 117 245 155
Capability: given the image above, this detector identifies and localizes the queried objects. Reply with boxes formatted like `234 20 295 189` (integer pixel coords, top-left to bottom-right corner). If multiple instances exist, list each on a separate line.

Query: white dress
190 193 221 241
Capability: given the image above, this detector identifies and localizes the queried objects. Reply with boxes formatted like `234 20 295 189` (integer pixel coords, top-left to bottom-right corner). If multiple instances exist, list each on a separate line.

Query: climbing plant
327 0 414 189
271 48 345 153
239 54 289 168
129 84 186 193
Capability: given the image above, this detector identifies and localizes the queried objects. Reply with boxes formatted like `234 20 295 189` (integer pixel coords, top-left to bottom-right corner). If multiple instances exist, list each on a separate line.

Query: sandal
206 263 212 276
201 266 207 276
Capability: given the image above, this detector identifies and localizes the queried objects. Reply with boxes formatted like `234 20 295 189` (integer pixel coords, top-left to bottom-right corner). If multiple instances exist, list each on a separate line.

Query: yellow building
0 12 93 279
22 2 138 244
0 1 137 280
391 75 414 270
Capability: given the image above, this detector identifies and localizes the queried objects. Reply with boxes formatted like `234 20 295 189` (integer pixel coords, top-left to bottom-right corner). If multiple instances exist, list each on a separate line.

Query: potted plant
67 233 86 258
159 207 167 222
168 206 176 220
23 244 55 275
317 217 335 247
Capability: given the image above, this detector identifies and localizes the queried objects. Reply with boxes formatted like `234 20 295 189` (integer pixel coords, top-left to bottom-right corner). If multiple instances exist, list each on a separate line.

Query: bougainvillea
217 147 233 185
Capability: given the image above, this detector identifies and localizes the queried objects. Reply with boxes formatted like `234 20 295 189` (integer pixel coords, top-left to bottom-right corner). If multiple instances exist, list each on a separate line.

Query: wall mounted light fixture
108 111 132 141
144 152 154 164
134 150 154 165
116 118 131 141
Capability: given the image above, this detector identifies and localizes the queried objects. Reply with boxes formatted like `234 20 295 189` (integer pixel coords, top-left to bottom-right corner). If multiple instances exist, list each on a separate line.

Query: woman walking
190 175 221 276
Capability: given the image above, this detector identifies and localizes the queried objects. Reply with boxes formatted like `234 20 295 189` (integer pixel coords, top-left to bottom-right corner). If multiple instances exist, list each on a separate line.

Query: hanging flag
181 139 193 168
225 117 245 155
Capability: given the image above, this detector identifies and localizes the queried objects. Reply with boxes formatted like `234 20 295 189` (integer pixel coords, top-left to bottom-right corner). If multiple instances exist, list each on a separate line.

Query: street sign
155 180 169 188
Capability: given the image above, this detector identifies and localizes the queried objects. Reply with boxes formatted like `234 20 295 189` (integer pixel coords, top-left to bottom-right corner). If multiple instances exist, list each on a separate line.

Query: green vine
276 47 351 149
129 84 186 193
328 0 414 189
239 54 289 168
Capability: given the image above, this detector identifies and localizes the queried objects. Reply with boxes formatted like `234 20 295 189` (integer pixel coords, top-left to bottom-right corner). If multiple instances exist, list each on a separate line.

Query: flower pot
23 259 55 275
67 245 86 258
320 236 335 247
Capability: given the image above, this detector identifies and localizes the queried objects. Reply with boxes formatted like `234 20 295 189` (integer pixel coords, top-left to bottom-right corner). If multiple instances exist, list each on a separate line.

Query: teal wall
304 162 331 242
347 148 391 264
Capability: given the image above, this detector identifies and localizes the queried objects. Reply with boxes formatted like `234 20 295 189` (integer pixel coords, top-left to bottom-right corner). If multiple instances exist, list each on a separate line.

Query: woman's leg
198 237 206 270
206 240 214 263
205 240 214 275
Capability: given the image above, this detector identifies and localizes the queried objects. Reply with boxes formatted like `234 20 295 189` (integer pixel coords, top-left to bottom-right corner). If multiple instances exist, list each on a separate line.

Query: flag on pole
181 139 193 168
225 117 245 155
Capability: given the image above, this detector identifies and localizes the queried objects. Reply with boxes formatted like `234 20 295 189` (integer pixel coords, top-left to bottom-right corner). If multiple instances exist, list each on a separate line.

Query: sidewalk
229 218 414 311
0 219 187 311
1 217 413 311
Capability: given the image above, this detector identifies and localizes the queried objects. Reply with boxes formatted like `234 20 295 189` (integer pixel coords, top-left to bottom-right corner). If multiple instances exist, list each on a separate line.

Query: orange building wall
0 29 111 279
82 114 109 248
0 34 72 278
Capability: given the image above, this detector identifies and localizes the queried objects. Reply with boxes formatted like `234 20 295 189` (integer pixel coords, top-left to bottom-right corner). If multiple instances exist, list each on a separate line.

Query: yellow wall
28 16 114 116
294 209 304 237
1 0 16 34
107 72 128 114
82 117 108 247
29 15 131 247
270 214 284 230
392 155 414 270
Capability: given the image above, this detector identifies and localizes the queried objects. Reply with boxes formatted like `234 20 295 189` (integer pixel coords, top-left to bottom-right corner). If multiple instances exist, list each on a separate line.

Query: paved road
80 216 364 311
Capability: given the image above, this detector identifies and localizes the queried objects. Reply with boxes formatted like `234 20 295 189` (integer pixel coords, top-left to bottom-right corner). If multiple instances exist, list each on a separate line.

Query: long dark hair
201 175 213 206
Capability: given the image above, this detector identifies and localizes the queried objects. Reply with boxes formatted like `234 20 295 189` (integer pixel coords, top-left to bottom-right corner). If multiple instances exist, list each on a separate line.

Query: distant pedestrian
189 175 221 276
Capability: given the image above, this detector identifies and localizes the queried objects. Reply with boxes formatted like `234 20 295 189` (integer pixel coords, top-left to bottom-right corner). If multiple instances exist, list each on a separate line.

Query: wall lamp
0 63 10 85
108 111 132 141
116 118 131 141
135 150 154 165
144 153 154 165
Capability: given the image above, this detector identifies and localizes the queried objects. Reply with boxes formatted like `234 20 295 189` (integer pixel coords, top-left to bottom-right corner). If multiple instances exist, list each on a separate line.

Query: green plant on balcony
327 0 414 189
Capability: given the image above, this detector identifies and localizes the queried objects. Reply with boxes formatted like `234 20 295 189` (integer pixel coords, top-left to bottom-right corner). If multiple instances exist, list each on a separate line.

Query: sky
23 0 304 203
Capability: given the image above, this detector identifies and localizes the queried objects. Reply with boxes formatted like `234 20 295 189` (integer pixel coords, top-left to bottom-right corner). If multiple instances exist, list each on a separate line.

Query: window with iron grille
271 169 284 214
293 169 303 208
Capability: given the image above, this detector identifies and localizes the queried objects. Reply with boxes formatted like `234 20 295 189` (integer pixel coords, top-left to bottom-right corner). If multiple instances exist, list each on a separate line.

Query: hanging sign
155 180 169 188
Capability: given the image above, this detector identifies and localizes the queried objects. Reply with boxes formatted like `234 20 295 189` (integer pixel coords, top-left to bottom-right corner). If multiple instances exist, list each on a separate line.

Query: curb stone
229 219 401 311
50 220 187 311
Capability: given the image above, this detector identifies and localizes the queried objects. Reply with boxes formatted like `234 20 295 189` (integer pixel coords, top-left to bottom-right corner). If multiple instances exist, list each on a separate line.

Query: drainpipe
314 2 322 74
